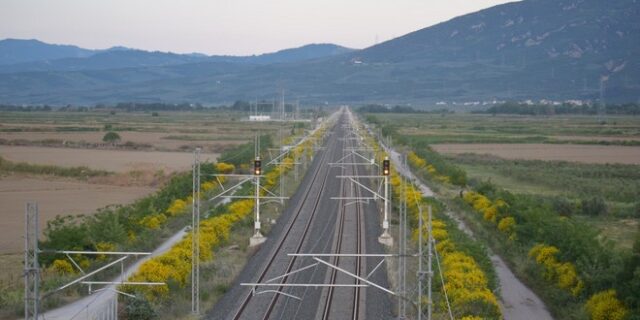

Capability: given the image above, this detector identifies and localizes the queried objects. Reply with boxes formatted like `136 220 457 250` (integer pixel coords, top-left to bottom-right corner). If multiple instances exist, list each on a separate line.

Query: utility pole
397 159 407 319
279 126 284 204
191 148 201 315
281 89 285 121
417 205 433 320
418 204 423 320
427 205 433 320
24 202 39 320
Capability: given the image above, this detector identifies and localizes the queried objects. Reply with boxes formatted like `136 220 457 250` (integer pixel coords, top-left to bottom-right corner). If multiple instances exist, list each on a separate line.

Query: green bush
102 131 121 143
581 197 608 216
551 197 576 217
125 297 157 320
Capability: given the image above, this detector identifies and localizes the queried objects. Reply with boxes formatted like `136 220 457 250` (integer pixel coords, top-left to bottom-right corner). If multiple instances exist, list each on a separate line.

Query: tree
102 131 121 143
581 196 608 216
125 297 157 320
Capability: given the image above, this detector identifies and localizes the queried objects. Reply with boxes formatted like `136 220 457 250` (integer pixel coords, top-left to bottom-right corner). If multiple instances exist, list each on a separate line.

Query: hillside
0 41 353 73
0 0 637 105
0 39 94 65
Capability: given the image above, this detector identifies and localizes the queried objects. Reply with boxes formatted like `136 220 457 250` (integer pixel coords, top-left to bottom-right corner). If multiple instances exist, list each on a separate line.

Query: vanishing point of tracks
230 115 370 320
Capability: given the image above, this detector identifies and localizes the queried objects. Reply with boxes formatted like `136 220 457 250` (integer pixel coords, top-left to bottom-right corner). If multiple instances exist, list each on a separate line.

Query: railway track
320 128 365 320
231 116 342 320
211 110 393 320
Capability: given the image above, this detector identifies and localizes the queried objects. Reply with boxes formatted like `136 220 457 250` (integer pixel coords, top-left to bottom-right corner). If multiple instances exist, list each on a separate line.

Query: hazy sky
1 0 516 55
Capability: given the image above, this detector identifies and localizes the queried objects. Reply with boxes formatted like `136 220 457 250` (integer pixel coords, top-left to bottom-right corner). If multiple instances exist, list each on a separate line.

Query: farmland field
431 143 640 164
0 175 154 254
387 113 640 145
0 109 303 309
0 145 218 172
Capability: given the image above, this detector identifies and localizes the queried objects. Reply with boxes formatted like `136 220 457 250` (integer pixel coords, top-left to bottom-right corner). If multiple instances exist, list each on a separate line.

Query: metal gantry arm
313 257 396 296
45 256 130 297
332 175 387 201
207 175 253 202
328 150 375 167
24 203 165 320
241 253 398 300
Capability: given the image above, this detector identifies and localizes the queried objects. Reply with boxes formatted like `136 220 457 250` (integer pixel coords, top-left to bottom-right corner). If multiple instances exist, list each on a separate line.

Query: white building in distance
249 115 271 121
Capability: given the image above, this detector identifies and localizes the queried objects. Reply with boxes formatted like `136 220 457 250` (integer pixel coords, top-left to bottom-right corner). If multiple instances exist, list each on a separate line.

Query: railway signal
254 157 262 175
382 158 390 176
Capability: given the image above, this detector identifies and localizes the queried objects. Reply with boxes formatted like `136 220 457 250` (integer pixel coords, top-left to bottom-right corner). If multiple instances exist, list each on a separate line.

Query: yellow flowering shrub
96 241 116 261
463 191 511 226
215 162 235 173
441 252 501 318
497 217 515 233
50 259 75 275
201 181 216 192
408 151 427 168
166 199 187 216
126 259 171 298
407 151 455 184
126 171 260 301
585 290 628 320
528 244 583 296
127 230 137 243
139 213 167 230
529 244 560 265
482 205 498 223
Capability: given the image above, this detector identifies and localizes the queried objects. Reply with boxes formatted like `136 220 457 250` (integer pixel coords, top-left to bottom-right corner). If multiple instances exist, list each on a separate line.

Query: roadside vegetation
361 111 640 319
361 123 500 319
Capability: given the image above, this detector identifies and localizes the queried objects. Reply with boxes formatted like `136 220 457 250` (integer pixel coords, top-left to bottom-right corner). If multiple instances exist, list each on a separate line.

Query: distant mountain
0 50 210 73
0 39 94 65
240 43 354 64
341 0 640 102
0 0 637 105
0 40 353 73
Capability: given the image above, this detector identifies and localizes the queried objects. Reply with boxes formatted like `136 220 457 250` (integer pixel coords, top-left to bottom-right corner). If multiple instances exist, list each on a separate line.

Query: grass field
382 113 640 145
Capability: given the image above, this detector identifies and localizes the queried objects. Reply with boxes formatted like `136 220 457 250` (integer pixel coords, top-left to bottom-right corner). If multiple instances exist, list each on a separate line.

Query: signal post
250 156 267 246
378 156 393 246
